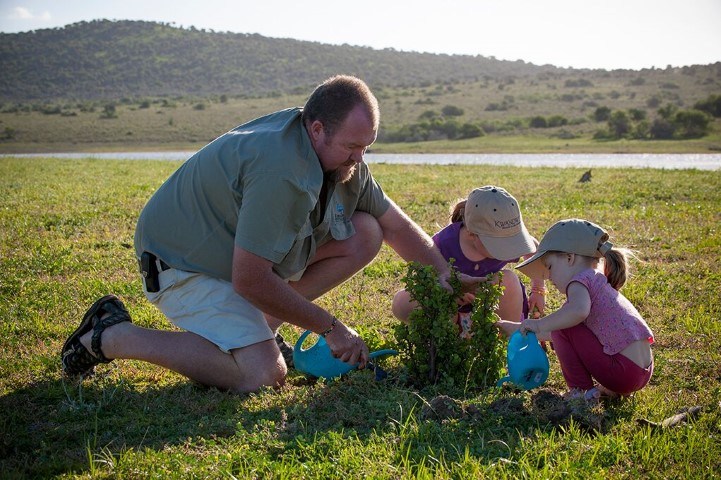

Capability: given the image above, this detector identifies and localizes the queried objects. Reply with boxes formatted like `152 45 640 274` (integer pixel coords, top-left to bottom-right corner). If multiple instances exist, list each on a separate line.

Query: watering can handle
294 330 397 362
294 329 313 355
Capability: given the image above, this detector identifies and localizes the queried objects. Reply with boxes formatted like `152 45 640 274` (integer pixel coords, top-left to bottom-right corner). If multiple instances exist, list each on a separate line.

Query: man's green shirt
134 108 390 281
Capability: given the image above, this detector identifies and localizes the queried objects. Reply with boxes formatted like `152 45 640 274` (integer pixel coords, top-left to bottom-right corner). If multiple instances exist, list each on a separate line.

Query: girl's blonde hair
603 246 635 290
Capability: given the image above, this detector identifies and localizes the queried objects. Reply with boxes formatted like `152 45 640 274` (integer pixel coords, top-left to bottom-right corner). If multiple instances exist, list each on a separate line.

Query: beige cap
463 186 535 261
516 218 613 279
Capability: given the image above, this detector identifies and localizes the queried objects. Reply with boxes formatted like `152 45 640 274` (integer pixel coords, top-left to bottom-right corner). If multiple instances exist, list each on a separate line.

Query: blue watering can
293 330 398 380
497 331 549 390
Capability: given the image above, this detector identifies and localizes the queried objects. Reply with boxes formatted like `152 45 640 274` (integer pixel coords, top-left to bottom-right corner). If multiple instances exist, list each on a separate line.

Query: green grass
1 158 720 478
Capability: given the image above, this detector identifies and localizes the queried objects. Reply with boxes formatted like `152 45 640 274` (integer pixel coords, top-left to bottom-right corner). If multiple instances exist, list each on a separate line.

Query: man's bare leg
77 321 286 393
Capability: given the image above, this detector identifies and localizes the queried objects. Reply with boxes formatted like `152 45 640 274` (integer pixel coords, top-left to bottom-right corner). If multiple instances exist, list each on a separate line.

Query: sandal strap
90 300 131 363
62 339 100 376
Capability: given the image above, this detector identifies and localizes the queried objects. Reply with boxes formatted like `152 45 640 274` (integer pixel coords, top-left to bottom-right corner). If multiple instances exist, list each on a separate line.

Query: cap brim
515 251 548 279
478 226 536 262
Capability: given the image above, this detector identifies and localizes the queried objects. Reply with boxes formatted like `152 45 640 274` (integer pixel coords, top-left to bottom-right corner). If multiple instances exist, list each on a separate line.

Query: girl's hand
520 319 540 335
457 273 489 293
456 292 476 306
528 291 546 318
437 271 454 293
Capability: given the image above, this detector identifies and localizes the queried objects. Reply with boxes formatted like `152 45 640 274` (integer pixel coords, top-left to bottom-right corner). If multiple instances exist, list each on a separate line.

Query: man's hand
324 320 369 369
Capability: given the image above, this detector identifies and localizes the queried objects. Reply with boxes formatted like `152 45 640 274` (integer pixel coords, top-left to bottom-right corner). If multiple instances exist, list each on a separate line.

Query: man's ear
309 120 324 142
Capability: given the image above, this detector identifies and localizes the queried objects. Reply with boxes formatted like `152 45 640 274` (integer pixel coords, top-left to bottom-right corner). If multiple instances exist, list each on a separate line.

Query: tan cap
463 186 535 261
516 218 613 279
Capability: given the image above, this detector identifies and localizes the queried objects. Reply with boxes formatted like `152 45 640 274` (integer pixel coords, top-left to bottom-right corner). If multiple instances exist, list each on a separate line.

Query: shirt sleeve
355 164 391 218
234 171 315 263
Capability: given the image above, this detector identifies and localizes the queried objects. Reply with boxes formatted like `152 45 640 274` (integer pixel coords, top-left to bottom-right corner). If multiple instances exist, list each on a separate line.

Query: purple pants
551 323 653 395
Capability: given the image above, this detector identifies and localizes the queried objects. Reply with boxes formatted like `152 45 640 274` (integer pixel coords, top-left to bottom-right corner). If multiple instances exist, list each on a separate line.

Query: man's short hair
302 75 380 137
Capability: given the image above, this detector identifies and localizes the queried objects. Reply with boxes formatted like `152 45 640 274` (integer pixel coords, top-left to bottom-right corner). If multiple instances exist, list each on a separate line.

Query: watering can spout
293 330 398 379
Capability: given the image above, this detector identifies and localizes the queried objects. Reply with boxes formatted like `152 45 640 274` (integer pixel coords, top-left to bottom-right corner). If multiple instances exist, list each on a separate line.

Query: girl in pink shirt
499 218 654 401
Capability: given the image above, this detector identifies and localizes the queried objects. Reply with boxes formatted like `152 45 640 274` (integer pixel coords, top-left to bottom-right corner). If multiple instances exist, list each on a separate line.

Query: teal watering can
497 331 549 390
293 330 398 380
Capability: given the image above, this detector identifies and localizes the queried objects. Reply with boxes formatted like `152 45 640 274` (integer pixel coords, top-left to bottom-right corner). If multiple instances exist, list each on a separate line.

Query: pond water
3 152 721 170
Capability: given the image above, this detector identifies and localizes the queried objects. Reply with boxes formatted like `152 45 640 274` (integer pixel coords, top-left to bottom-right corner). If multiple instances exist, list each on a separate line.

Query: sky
0 0 719 71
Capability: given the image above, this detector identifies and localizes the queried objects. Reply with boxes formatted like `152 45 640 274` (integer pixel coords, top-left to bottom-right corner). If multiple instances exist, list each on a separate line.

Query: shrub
647 96 662 108
608 111 631 138
459 123 483 139
529 116 548 128
593 106 611 122
2 126 17 140
418 110 439 121
658 103 678 120
436 119 460 139
694 94 721 118
632 120 650 140
673 109 711 138
547 115 568 127
100 104 117 119
40 105 62 115
564 79 593 88
649 118 676 139
441 105 464 117
394 261 505 391
593 128 612 140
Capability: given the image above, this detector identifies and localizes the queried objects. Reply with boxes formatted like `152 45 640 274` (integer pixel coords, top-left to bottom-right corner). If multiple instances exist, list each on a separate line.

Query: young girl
509 218 654 400
392 186 546 337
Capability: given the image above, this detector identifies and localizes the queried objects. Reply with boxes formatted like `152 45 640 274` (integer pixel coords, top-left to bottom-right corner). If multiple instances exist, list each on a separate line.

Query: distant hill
0 19 572 101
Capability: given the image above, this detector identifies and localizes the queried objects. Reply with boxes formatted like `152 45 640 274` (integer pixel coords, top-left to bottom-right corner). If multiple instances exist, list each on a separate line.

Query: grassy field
1 158 720 478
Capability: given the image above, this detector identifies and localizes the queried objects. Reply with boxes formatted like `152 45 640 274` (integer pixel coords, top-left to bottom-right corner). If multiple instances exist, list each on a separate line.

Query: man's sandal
61 294 132 377
275 332 295 368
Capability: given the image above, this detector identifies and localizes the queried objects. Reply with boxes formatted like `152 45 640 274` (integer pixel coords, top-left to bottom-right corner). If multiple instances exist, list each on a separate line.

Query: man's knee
230 341 288 392
349 212 383 261
243 360 287 392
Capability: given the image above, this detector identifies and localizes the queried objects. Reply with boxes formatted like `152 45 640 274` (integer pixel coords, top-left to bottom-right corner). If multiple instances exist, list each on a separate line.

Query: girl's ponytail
603 247 633 290
450 199 467 223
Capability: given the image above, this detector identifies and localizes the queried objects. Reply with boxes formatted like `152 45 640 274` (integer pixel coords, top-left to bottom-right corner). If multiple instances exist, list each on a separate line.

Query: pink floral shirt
569 269 654 355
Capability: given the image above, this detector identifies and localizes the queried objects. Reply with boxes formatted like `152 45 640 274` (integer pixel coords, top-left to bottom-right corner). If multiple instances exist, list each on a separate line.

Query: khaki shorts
143 268 274 353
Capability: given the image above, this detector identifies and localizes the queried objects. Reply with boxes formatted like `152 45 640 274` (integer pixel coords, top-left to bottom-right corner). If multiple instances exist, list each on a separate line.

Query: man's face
309 105 377 183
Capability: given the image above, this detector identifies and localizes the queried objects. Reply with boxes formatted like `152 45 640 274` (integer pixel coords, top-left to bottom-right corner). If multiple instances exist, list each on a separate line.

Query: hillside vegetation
0 19 559 101
0 20 720 153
